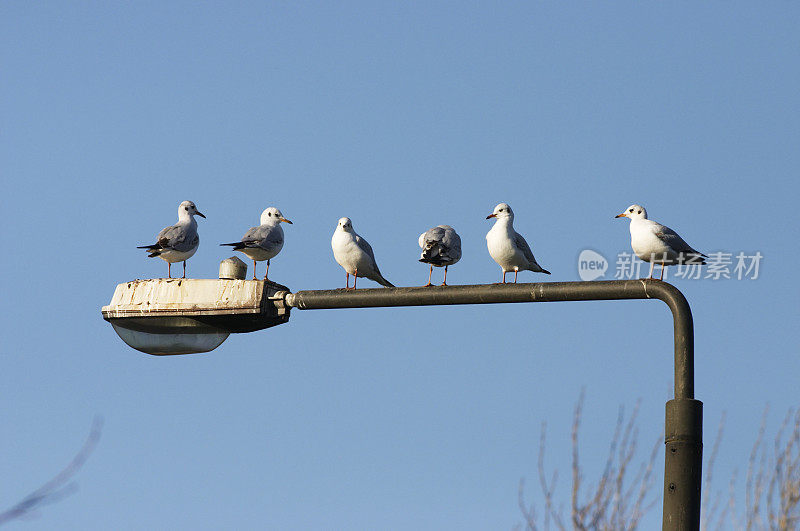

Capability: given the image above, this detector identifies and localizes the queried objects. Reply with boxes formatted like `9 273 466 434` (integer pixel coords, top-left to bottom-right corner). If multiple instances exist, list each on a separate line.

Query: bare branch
537 421 565 530
746 407 769 530
702 411 727 531
0 416 103 526
518 478 539 531
571 389 585 530
519 394 659 530
705 407 800 531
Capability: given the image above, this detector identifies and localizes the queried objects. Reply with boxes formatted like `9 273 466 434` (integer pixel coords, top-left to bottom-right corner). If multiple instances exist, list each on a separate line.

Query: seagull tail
138 244 163 257
682 253 706 265
220 242 246 250
377 275 395 288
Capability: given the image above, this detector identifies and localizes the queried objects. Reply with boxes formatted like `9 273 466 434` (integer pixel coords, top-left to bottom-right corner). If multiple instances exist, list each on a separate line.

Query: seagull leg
264 259 270 281
252 260 258 280
424 265 433 287
167 262 172 279
344 271 357 291
182 261 187 279
514 270 518 283
659 263 665 281
442 266 448 286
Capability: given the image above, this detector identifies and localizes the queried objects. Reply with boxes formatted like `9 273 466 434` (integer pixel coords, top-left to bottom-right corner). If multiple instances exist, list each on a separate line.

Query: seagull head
261 207 293 225
486 203 513 220
337 217 354 232
179 200 206 219
615 204 647 220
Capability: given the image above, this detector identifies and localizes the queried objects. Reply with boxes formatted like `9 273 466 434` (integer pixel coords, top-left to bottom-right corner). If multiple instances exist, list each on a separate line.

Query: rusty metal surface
101 278 291 333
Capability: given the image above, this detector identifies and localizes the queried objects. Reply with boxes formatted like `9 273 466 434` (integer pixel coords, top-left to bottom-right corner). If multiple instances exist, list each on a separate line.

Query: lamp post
282 280 702 530
102 277 702 529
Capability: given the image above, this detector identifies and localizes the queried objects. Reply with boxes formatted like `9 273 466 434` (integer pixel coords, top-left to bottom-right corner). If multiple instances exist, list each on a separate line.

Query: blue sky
1 1 798 529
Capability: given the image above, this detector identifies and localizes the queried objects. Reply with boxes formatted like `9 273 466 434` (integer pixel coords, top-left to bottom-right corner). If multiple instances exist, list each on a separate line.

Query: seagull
220 207 292 280
137 200 205 279
331 217 394 289
486 203 551 283
615 204 706 280
418 225 461 286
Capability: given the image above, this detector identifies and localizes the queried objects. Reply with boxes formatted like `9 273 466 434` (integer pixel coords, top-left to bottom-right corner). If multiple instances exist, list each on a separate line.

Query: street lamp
101 278 702 529
101 258 290 354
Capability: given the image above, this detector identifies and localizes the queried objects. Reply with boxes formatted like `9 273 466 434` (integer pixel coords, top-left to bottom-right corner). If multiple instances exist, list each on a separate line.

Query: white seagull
138 200 205 279
418 225 461 286
220 207 292 280
486 203 551 283
615 204 706 280
331 217 394 289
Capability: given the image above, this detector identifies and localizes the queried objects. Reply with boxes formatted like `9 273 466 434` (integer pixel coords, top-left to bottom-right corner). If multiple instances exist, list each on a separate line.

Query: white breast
487 225 525 271
630 220 676 263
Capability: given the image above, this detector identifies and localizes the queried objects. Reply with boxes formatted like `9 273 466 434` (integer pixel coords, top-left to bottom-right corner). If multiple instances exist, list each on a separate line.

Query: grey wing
156 224 196 252
421 226 445 255
438 227 462 262
424 226 447 243
239 225 262 243
355 233 392 285
258 226 284 252
354 234 377 263
513 232 538 264
242 225 283 252
655 224 705 256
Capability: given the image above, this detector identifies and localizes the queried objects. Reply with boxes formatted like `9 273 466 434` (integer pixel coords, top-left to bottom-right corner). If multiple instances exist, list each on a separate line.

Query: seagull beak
615 212 626 219
486 213 497 219
279 217 293 224
197 211 207 219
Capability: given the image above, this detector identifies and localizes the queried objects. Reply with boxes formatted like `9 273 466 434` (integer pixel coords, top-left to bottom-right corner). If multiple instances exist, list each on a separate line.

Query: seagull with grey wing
418 225 461 286
220 207 292 280
615 204 706 280
138 200 205 279
486 202 551 283
331 217 394 289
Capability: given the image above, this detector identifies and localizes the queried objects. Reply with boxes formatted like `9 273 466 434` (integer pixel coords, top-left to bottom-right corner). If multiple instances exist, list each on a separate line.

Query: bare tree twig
746 407 769 530
702 411 727 531
700 407 799 531
0 416 103 526
570 390 585 530
519 398 799 531
519 394 659 530
537 421 565 531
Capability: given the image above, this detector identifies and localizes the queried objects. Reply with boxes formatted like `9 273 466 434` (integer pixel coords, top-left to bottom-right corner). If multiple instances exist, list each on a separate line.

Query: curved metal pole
286 280 693 398
283 279 701 529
